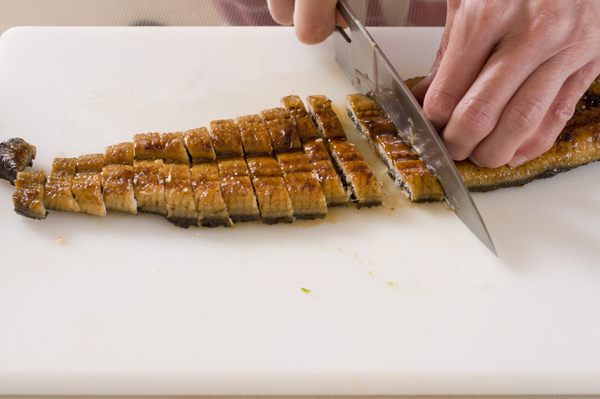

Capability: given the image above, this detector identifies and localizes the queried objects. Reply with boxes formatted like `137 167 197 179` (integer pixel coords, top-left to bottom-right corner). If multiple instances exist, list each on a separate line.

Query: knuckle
550 100 577 125
537 130 560 152
455 97 496 136
472 147 510 169
425 89 461 121
506 99 545 132
528 5 566 35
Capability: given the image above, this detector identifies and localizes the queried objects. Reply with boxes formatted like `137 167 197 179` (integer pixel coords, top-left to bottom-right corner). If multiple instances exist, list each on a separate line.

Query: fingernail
468 155 483 167
508 155 528 168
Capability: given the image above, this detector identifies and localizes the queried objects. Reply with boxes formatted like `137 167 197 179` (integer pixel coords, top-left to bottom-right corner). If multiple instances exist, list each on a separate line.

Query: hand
267 0 347 44
412 0 600 168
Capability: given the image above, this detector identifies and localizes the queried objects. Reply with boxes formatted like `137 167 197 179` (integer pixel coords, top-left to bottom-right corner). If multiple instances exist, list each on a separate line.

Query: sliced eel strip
161 132 190 164
261 107 328 218
13 170 47 219
133 132 164 160
190 163 232 227
280 95 319 142
345 93 444 203
102 142 137 214
73 154 106 217
210 119 244 157
210 119 260 222
184 127 231 227
184 128 217 164
133 159 167 216
217 157 260 222
281 95 349 206
456 122 600 191
246 157 294 224
306 95 382 207
236 114 274 157
260 107 302 153
43 157 80 212
163 163 198 228
236 114 294 224
0 138 37 185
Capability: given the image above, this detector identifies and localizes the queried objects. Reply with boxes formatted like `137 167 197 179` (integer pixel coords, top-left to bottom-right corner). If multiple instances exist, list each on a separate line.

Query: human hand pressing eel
268 0 600 168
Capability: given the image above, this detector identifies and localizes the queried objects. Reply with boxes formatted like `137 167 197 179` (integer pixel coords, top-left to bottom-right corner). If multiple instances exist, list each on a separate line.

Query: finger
267 0 296 25
468 58 571 168
293 0 338 45
422 2 510 132
441 20 572 162
508 62 600 167
335 10 348 29
412 0 461 103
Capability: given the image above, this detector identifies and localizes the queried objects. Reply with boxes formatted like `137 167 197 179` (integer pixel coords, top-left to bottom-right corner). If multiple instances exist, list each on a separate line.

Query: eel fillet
0 138 37 185
236 114 294 224
405 76 600 193
13 170 47 219
261 107 328 219
346 94 444 202
306 95 383 207
102 142 137 214
210 119 260 222
73 154 106 216
44 157 80 212
280 95 349 206
185 127 232 227
456 123 600 191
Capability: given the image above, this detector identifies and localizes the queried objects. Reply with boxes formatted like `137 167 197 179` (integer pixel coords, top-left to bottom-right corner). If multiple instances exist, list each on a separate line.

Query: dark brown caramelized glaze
13 170 47 219
104 142 134 165
346 93 443 203
260 108 302 152
0 138 37 185
184 128 217 164
307 95 382 207
133 133 163 160
280 95 320 142
305 95 347 140
210 119 244 157
235 114 274 157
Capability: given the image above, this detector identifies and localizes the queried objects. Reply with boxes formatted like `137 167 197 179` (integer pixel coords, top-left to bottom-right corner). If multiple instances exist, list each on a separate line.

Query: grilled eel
235 114 294 224
346 94 444 202
185 128 232 227
306 95 383 207
260 107 328 219
0 138 37 185
280 95 350 206
358 76 600 195
210 119 260 223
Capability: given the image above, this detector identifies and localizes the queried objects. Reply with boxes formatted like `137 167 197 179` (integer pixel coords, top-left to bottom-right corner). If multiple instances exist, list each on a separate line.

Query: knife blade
333 0 497 256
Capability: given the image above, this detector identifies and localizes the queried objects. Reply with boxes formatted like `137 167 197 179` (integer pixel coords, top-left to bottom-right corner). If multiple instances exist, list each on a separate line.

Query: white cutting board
0 27 599 396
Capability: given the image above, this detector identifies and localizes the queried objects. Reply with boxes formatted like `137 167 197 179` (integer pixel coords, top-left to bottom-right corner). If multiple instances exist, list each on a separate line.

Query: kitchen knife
333 0 497 256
